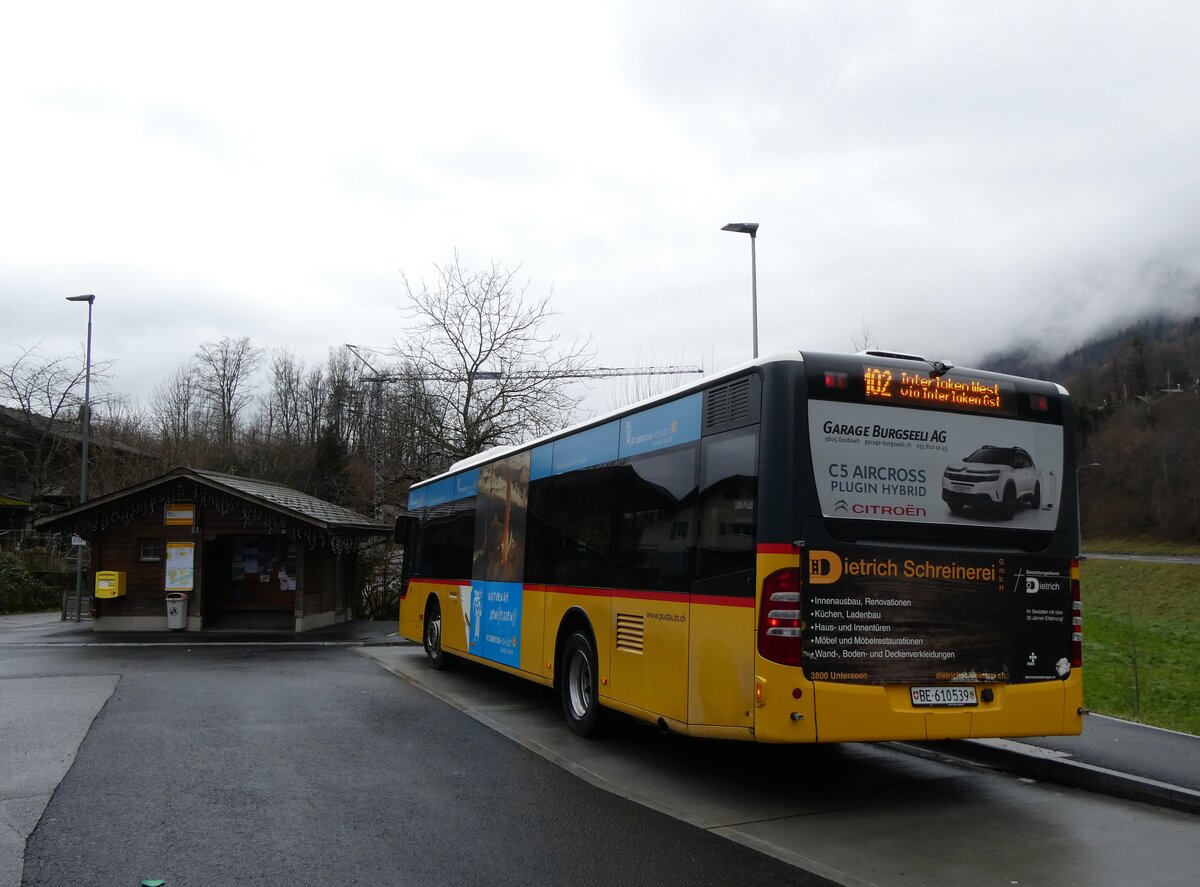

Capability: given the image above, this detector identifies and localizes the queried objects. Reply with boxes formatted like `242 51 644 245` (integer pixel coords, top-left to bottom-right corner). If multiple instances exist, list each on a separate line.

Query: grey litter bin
166 593 188 630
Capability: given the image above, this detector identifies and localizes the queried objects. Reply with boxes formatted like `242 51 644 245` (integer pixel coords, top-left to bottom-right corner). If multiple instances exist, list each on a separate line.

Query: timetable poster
165 542 195 592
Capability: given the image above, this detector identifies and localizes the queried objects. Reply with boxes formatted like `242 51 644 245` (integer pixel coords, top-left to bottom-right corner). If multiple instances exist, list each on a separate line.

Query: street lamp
66 294 95 622
721 222 759 359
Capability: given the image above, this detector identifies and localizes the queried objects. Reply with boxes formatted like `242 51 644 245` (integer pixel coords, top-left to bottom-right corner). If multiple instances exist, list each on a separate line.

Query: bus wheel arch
422 594 457 670
554 610 604 737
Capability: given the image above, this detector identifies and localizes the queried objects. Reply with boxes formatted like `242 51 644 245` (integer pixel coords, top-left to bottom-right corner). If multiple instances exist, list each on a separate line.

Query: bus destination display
863 366 1015 415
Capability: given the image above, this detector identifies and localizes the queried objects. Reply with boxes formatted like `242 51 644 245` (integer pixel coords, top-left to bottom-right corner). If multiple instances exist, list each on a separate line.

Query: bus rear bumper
776 671 1084 743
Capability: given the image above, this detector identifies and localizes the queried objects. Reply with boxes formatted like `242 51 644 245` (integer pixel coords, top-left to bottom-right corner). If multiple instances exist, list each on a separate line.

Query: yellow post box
95 571 126 599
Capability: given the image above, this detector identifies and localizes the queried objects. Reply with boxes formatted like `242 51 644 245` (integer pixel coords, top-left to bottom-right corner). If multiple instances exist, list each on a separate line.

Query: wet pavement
2 610 1198 886
0 611 403 646
5 610 1196 811
4 610 1199 800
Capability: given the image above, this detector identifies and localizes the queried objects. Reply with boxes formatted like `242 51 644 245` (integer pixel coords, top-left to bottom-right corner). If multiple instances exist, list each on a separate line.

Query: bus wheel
423 598 455 670
561 630 602 737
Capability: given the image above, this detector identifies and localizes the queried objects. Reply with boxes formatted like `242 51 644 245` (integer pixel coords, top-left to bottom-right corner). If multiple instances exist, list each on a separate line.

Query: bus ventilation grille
703 375 760 434
616 613 645 653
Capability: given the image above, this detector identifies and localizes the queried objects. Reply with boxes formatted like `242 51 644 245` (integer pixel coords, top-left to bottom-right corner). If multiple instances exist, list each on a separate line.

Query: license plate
910 686 978 707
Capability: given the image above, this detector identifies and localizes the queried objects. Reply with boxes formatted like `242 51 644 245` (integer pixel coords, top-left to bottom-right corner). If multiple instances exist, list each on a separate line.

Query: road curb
887 738 1200 816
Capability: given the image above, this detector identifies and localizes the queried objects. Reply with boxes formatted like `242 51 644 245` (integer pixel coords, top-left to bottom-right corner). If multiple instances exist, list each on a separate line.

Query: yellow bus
397 351 1083 742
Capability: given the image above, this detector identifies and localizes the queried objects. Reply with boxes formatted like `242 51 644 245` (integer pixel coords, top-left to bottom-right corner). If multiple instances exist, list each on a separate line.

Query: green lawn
1081 558 1200 735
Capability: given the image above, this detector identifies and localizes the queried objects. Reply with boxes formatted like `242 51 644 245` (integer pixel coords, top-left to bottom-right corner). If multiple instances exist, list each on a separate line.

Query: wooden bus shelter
35 467 390 633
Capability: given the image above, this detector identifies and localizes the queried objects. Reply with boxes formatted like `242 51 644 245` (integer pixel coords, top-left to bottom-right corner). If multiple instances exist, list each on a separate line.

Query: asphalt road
5 614 1199 886
1019 713 1200 793
4 640 831 887
1083 552 1200 564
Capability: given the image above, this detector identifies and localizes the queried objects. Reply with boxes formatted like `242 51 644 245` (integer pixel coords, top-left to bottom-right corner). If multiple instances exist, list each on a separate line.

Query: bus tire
423 597 456 670
560 629 603 737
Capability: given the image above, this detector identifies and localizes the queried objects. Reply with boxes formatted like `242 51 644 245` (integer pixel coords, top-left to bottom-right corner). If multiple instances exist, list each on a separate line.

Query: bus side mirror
394 514 418 544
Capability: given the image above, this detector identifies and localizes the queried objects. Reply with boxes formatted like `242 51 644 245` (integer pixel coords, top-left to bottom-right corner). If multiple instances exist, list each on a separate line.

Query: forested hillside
985 314 1200 541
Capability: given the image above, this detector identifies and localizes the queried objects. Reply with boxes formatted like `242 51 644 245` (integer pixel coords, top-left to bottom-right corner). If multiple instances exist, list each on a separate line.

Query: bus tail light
824 371 848 390
1071 558 1082 670
759 568 803 666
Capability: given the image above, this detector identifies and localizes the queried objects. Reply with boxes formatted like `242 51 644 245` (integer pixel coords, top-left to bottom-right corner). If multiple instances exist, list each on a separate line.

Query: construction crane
343 345 704 517
345 345 703 383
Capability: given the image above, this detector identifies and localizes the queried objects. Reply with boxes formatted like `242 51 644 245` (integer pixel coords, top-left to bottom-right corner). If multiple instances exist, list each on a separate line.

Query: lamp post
66 294 95 622
721 222 759 359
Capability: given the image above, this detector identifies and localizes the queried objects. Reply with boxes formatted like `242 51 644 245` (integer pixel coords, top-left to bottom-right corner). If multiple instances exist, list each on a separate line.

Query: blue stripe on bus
406 487 427 510
412 392 703 506
530 443 554 481
421 469 479 506
618 392 702 458
455 470 479 499
552 421 620 475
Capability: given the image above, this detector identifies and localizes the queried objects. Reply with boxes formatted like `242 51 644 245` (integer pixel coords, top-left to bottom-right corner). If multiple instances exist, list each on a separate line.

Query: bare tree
300 365 327 447
87 398 159 496
0 346 103 517
149 362 206 466
262 347 307 446
851 318 878 353
194 336 264 459
396 256 594 463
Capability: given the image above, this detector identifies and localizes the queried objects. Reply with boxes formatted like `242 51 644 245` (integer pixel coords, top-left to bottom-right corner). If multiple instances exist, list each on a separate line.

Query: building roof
186 469 387 532
34 466 390 539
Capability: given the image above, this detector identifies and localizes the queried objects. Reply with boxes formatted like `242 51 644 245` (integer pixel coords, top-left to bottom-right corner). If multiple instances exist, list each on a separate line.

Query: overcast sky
4 1 1199 415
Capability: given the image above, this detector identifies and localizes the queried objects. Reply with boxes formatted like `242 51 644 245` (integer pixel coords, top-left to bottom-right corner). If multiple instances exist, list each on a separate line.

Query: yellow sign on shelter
165 502 194 526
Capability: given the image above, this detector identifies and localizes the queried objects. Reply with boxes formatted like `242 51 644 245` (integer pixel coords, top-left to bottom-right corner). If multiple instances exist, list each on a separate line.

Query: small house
35 467 391 632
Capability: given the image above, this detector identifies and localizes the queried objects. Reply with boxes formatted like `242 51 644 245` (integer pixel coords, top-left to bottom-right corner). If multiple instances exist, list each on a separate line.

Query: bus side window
525 478 554 584
613 444 699 592
420 498 476 581
553 466 618 588
695 427 759 592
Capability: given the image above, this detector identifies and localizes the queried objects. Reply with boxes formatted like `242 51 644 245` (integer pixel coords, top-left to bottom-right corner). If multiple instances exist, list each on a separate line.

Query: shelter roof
34 467 390 541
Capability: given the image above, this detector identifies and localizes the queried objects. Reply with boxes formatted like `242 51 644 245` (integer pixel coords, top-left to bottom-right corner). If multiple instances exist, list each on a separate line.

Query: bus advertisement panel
802 547 1073 685
468 450 531 667
809 400 1064 528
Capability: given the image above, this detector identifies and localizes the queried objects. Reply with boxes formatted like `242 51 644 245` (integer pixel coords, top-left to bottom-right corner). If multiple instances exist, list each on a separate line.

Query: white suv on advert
941 445 1042 519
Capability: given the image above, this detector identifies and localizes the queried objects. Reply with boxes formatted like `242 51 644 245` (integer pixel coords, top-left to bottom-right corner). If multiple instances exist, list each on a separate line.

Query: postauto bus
397 351 1083 743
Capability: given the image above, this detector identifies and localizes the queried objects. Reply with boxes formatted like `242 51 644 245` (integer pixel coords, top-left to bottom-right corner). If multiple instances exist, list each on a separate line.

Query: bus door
686 425 761 732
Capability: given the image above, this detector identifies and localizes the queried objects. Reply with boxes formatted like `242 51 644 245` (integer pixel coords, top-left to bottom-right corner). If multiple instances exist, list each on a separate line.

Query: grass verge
1081 558 1200 735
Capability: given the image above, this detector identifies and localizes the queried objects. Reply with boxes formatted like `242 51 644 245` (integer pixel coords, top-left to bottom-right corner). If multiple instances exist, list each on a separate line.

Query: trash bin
166 592 188 630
